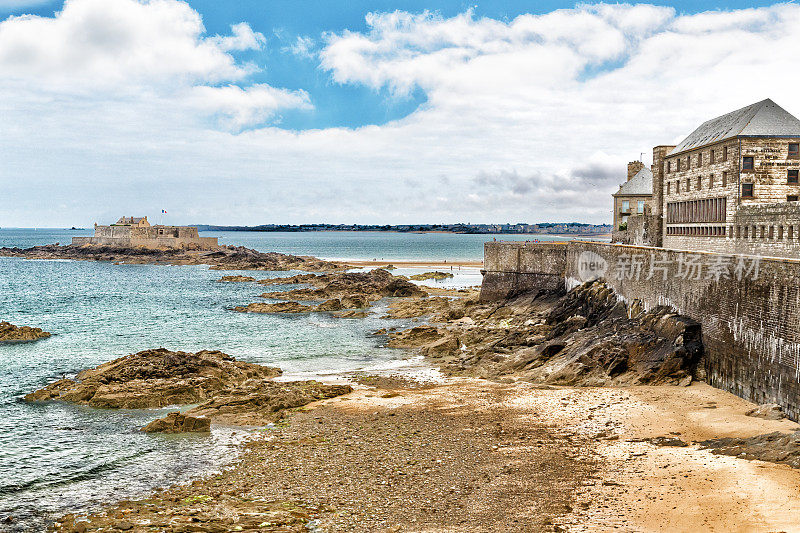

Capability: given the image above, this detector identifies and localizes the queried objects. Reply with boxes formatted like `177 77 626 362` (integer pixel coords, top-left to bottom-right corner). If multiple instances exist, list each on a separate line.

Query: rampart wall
482 240 800 419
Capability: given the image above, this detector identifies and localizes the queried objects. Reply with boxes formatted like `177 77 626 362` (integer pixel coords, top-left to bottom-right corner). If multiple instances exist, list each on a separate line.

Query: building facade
612 161 653 230
72 216 219 250
645 98 800 257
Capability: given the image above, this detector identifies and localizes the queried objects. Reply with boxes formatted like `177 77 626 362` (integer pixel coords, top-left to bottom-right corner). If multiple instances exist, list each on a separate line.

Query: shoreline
343 259 483 268
49 378 800 532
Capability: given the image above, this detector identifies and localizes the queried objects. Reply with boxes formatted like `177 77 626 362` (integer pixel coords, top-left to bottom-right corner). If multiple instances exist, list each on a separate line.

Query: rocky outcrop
383 281 703 387
217 275 255 282
259 269 427 302
188 381 353 425
0 244 343 272
25 348 281 408
409 271 454 281
0 321 51 343
26 348 352 427
235 269 426 316
233 302 313 314
699 431 800 468
746 403 786 420
141 412 211 433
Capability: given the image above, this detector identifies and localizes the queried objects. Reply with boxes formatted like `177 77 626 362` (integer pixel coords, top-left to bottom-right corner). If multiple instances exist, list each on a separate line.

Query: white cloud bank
3 2 800 227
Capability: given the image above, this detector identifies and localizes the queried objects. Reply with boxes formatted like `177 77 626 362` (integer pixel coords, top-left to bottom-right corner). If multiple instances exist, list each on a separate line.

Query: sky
0 0 798 227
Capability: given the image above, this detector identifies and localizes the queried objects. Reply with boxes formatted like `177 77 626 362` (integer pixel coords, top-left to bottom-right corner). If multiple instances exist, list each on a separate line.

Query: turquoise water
0 229 601 530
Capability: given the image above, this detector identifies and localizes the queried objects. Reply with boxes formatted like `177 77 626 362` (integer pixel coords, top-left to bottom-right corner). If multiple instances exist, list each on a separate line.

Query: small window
789 195 799 202
709 174 714 188
667 161 671 173
722 171 728 187
790 143 799 158
687 156 692 168
723 146 728 161
742 156 754 170
697 176 702 189
789 170 799 184
676 181 680 193
667 181 671 195
742 183 754 197
637 200 645 214
698 153 703 166
686 178 690 191
622 200 630 212
710 149 715 163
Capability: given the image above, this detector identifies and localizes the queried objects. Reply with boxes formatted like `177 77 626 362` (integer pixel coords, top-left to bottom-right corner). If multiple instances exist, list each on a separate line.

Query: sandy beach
50 378 800 532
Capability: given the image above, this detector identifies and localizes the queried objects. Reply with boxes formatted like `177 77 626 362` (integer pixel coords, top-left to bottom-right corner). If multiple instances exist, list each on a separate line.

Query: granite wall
481 240 800 419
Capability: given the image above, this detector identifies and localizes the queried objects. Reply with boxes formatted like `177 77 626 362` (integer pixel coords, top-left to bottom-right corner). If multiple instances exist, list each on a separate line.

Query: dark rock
0 321 51 343
141 412 211 433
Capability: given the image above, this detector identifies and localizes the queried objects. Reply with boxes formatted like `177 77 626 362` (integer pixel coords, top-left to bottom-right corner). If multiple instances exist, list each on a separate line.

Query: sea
0 228 602 531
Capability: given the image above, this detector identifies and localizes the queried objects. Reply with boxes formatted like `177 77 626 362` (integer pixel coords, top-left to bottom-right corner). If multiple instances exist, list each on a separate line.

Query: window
789 170 799 184
637 200 645 214
789 195 799 202
667 161 671 173
711 149 715 163
722 171 728 187
676 181 680 193
677 159 681 172
709 174 714 188
698 153 703 166
790 143 799 158
742 183 754 197
622 200 630 213
686 178 690 191
667 181 671 195
723 146 728 161
742 156 754 170
687 156 692 168
697 176 702 190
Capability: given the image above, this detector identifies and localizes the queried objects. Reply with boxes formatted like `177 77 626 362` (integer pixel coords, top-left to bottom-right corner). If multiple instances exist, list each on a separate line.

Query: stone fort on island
72 216 219 250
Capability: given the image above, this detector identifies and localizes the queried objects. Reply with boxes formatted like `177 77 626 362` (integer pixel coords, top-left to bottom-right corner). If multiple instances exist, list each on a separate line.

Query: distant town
193 222 612 235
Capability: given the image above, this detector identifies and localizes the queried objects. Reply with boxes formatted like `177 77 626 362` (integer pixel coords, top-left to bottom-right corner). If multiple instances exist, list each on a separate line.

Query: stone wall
481 240 800 420
611 215 661 247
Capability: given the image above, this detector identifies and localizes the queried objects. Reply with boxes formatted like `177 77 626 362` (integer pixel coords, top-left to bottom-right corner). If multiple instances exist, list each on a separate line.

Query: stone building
641 98 800 257
612 161 652 230
72 216 219 250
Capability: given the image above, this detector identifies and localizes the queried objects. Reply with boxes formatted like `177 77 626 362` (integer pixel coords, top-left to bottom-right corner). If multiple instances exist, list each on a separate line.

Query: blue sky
0 1 798 226
1 0 786 131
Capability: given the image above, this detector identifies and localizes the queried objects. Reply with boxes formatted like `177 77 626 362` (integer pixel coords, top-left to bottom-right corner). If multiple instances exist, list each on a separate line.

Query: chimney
627 161 645 181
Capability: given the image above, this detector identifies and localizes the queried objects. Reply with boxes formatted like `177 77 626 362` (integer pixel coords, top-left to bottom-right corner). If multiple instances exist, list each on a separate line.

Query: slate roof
670 99 800 155
614 166 652 196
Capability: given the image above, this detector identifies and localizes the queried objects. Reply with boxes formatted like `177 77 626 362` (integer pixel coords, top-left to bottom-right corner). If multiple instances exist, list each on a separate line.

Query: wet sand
345 260 483 269
51 379 800 532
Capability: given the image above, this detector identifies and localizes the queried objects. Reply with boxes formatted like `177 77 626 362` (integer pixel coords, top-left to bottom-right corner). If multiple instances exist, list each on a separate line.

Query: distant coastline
193 222 612 236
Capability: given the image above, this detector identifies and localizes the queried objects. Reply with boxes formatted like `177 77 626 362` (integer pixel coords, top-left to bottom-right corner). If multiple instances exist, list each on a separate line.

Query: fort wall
72 224 218 250
482 240 800 419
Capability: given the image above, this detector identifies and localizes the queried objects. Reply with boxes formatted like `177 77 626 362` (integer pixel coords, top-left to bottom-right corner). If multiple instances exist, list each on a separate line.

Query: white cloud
5 3 800 227
191 84 312 130
283 35 316 59
211 21 266 51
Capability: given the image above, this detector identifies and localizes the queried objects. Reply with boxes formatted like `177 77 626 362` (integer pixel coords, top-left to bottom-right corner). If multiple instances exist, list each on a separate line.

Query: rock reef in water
383 280 703 387
234 269 426 316
0 321 51 343
217 275 255 282
25 348 352 428
25 348 282 408
141 412 211 433
259 269 426 300
234 301 313 314
409 271 454 281
0 244 343 272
